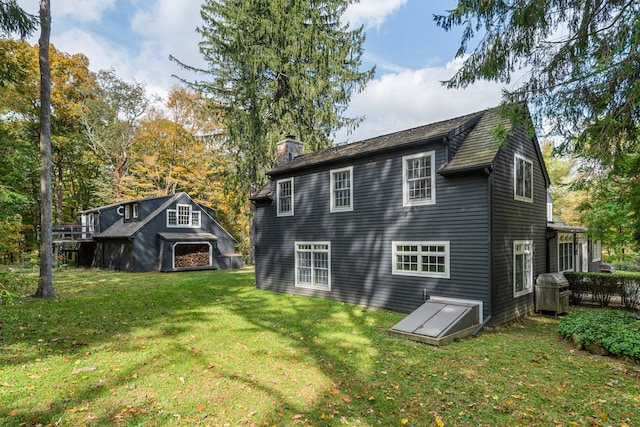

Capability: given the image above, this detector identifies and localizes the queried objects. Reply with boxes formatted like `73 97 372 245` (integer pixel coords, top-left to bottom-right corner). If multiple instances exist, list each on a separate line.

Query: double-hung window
513 240 533 297
403 151 436 206
277 178 294 217
392 241 450 279
558 234 574 272
592 240 602 262
167 204 201 227
330 166 353 212
295 242 331 290
124 204 131 220
514 155 533 202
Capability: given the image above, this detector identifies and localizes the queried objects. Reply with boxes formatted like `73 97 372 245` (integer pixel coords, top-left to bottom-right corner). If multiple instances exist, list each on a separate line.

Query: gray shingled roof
267 110 485 176
158 232 219 241
252 105 544 201
439 107 510 175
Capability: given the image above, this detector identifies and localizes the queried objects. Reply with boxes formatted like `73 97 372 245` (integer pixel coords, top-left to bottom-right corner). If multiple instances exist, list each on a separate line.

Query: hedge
563 271 640 309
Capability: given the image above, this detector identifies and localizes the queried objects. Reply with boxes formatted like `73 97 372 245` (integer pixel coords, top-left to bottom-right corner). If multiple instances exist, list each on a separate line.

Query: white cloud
20 0 116 22
344 0 408 29
56 0 116 22
337 57 506 143
129 0 206 99
52 27 135 77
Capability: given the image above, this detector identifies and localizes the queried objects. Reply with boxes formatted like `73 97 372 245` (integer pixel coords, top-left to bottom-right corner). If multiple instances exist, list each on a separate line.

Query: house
251 104 552 337
546 222 601 274
75 192 242 272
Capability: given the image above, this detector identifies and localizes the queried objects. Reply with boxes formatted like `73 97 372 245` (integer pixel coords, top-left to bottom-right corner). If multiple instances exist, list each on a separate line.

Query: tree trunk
55 169 63 225
34 0 55 299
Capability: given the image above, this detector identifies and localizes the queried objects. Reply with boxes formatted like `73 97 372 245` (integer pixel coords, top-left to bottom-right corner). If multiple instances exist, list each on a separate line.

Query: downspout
475 166 493 336
546 230 557 273
472 315 492 337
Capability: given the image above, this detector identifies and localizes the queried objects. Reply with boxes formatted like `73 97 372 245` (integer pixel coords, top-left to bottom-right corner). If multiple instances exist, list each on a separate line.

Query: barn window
173 243 212 269
403 151 435 206
514 155 533 203
513 240 533 297
167 204 201 227
392 241 450 279
295 242 330 290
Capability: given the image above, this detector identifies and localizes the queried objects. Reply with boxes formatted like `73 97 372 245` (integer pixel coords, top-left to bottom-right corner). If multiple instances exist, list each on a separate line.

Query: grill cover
536 272 569 288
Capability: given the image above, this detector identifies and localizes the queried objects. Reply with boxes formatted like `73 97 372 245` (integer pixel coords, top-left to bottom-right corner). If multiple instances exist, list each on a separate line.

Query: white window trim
558 234 574 272
124 204 131 220
132 203 138 219
295 241 331 291
391 241 450 279
514 155 533 203
513 240 533 297
277 177 294 217
402 151 436 207
167 204 201 228
171 242 213 270
330 166 354 213
592 240 602 262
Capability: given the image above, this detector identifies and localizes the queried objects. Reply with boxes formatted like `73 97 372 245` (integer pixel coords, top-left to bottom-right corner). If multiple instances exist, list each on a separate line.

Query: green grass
1 267 639 426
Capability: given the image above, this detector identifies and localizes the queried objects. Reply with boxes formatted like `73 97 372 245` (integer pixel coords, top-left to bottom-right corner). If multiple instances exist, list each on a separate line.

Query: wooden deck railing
52 224 95 243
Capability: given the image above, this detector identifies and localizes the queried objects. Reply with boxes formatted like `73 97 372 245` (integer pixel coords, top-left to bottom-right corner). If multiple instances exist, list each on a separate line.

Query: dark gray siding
490 129 547 326
97 206 122 232
255 143 492 317
547 234 559 273
94 193 239 272
93 239 133 270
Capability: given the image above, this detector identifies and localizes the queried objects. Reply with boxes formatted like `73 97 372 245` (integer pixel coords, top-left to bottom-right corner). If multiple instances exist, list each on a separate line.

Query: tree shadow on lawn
3 268 635 426
0 270 420 425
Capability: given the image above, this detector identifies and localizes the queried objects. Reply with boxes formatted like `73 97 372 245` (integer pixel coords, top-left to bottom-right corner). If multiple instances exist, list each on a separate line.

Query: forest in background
0 39 248 262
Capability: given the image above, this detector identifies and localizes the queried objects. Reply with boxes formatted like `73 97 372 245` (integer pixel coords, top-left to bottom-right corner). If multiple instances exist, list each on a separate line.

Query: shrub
607 256 640 272
558 309 640 361
564 271 640 309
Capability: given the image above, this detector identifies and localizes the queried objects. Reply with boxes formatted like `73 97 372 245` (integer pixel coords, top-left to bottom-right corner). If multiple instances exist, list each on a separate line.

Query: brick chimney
276 135 304 166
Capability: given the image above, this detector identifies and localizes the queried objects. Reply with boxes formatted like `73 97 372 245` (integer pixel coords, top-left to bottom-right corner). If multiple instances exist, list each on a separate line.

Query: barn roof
93 194 180 239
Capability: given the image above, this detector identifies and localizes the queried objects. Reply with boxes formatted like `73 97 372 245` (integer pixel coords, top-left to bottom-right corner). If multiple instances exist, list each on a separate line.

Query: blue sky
20 0 506 143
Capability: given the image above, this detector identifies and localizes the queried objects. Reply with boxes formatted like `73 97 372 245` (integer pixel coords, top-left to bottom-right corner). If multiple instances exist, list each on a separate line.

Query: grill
535 273 570 314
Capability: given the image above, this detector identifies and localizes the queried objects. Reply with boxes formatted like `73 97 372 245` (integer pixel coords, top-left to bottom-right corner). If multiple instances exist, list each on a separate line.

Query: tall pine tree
172 0 374 198
435 0 640 245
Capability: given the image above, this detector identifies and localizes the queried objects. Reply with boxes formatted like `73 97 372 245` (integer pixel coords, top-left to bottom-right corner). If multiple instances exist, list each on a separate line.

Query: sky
19 0 508 143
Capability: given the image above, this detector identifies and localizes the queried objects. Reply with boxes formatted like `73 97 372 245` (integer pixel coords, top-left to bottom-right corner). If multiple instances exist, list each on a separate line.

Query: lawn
1 267 638 426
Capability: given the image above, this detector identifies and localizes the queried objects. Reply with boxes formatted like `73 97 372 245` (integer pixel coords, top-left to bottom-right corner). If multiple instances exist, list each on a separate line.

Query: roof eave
266 133 450 177
439 163 494 176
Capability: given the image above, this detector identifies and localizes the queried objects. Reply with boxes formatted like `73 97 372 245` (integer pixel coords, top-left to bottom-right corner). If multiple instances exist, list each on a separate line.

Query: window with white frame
124 204 131 220
330 166 353 212
277 178 294 216
167 204 201 227
514 155 533 202
592 240 602 262
392 241 450 279
513 240 533 297
295 242 331 290
403 151 436 206
132 203 138 219
558 234 574 272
